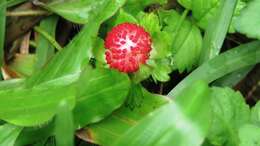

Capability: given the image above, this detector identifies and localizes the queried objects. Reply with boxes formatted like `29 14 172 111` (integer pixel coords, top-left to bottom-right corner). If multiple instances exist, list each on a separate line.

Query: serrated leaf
160 10 202 72
73 67 130 128
234 0 260 39
177 0 245 32
138 12 161 36
207 87 250 146
0 124 22 146
239 124 260 146
251 101 260 126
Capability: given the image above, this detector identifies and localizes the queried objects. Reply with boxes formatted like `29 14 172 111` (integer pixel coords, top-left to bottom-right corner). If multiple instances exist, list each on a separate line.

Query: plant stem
6 10 50 17
34 26 62 51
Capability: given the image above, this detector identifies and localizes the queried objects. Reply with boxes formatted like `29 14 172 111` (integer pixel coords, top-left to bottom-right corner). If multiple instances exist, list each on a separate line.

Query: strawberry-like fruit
105 23 152 73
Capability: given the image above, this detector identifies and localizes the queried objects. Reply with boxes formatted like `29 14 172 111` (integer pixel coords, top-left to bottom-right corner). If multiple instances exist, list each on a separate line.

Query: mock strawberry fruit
105 23 152 73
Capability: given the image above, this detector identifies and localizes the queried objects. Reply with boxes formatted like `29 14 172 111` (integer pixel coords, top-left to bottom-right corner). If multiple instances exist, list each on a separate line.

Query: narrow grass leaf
0 124 22 146
35 15 59 70
168 41 260 98
55 101 74 146
199 0 238 64
113 81 210 146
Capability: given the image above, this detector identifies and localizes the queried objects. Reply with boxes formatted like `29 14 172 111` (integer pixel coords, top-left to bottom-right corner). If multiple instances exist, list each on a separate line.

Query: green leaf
213 66 253 87
137 12 161 36
251 101 260 126
55 101 74 146
239 124 260 146
124 0 167 16
132 12 173 82
26 0 125 87
35 15 59 70
112 81 210 146
177 0 244 32
0 124 22 146
73 66 130 128
9 54 36 77
0 85 75 126
110 9 138 27
168 41 260 98
15 123 54 146
45 0 126 24
0 0 6 68
199 0 238 63
160 10 203 72
234 0 260 39
80 88 169 145
0 79 24 91
207 87 250 146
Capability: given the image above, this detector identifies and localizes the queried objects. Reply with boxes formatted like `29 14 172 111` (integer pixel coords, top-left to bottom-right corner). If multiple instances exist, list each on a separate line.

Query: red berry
105 23 152 73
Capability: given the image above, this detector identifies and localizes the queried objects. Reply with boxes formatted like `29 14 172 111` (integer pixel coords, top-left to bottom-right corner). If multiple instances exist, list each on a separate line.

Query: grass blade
55 101 74 146
35 15 59 71
213 65 254 87
199 0 238 64
0 124 22 146
168 41 260 98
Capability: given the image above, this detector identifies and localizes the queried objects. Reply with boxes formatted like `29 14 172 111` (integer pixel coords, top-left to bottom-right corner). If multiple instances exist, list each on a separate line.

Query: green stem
34 26 62 51
6 10 50 17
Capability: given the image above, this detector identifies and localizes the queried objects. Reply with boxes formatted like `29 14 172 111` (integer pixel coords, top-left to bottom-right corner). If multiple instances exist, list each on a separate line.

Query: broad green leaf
0 124 22 146
45 0 126 24
113 81 210 146
160 10 202 72
207 87 250 146
9 54 36 77
199 0 238 63
168 41 260 98
239 124 260 146
234 0 260 39
0 85 75 126
73 67 130 128
26 0 125 87
35 15 59 70
55 101 74 146
79 88 169 145
0 0 6 68
124 0 167 16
